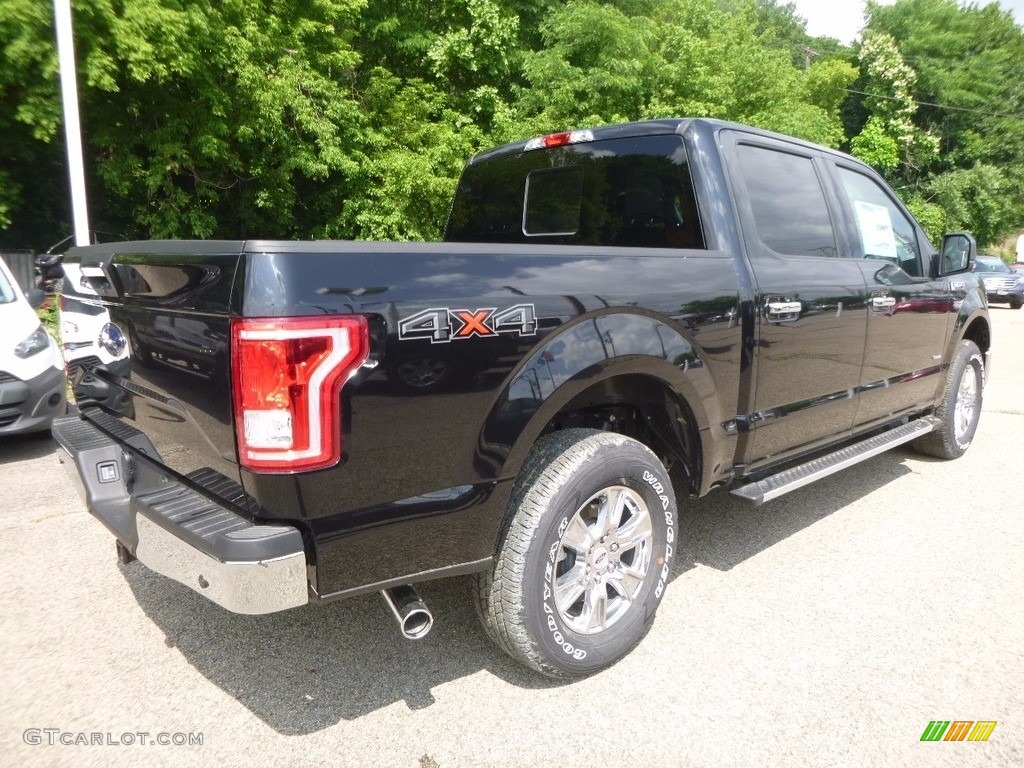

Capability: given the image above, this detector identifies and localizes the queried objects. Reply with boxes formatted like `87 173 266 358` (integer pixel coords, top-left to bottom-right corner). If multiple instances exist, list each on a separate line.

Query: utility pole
799 46 819 70
53 0 90 247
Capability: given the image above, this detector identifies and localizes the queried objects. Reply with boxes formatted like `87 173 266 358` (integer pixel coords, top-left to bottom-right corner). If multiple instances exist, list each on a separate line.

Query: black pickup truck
55 118 990 678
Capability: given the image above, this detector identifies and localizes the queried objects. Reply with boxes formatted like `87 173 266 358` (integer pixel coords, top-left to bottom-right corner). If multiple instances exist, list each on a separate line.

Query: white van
0 257 66 435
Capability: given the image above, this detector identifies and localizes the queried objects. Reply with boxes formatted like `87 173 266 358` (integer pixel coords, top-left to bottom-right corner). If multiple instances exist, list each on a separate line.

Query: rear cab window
446 135 705 250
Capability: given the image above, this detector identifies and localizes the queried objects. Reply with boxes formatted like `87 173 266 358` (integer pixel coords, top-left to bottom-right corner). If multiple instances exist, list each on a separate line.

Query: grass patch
36 294 60 339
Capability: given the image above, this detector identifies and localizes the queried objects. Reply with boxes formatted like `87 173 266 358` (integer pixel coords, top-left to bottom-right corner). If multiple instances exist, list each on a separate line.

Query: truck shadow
0 432 58 465
121 448 913 734
673 449 913 575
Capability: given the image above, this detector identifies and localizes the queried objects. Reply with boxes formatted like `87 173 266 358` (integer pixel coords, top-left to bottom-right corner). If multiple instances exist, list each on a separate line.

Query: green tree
2 0 368 243
862 0 1024 244
926 164 1019 246
850 31 938 180
513 0 854 146
324 69 486 240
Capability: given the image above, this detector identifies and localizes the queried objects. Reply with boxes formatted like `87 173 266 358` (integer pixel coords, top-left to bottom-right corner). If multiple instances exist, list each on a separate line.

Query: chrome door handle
871 296 896 309
766 301 802 321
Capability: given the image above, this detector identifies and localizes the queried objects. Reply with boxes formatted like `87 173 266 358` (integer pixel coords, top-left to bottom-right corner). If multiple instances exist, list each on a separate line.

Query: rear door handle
871 296 896 310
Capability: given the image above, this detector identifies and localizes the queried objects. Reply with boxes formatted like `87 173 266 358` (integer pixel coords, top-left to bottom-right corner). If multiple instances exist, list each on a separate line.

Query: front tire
913 339 984 459
476 429 677 678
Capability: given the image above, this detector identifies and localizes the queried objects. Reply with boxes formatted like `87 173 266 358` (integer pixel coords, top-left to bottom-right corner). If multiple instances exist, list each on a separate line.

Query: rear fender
475 310 722 490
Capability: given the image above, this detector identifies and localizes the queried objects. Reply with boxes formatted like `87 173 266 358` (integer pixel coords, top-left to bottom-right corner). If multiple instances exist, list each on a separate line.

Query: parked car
34 251 65 295
974 254 1024 309
0 257 66 435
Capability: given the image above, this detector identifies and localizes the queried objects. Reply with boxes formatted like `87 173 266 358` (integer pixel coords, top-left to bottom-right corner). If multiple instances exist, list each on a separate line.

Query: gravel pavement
1 308 1022 768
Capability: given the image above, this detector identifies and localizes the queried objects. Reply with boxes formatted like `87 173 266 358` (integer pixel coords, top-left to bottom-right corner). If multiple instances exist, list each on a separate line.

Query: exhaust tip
382 585 434 640
400 608 433 640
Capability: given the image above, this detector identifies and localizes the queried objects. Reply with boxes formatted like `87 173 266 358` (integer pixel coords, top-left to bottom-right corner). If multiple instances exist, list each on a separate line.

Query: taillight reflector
230 315 369 473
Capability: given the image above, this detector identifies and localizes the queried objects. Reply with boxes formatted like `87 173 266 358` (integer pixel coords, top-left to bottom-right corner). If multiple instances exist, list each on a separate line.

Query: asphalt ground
1 308 1022 768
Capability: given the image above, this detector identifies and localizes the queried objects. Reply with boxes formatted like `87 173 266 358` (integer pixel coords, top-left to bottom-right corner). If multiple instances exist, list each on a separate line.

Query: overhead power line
843 88 1024 120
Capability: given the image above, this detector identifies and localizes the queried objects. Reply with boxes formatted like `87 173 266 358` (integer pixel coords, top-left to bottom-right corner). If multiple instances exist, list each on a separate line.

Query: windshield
975 257 1010 273
0 266 16 304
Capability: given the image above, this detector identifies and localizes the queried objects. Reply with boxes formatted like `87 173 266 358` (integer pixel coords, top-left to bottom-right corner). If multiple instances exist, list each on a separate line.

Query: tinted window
837 167 923 277
446 135 705 249
0 268 14 304
736 145 837 258
524 167 584 236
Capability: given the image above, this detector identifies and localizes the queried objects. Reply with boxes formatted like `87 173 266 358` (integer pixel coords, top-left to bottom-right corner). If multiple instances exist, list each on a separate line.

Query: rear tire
476 429 677 678
913 340 984 459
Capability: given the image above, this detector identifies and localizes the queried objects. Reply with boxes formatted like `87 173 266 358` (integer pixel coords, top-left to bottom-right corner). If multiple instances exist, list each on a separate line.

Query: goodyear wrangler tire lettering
474 429 678 678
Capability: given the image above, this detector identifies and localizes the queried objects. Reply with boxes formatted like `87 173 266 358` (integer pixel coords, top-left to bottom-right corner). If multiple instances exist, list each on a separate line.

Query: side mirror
25 288 46 309
940 232 976 275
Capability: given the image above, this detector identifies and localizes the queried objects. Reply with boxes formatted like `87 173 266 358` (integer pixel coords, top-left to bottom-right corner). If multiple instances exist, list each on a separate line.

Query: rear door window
735 144 838 258
0 267 15 303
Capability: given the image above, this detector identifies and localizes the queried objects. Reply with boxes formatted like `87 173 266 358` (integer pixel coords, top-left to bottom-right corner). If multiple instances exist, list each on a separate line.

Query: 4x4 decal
399 304 537 343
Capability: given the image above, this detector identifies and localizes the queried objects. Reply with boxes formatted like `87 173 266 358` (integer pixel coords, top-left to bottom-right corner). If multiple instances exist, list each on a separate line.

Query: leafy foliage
851 31 939 179
1 0 1021 250
859 0 1024 244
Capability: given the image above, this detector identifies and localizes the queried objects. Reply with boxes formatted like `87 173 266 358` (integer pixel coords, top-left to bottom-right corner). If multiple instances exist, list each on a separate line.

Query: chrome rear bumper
54 415 308 615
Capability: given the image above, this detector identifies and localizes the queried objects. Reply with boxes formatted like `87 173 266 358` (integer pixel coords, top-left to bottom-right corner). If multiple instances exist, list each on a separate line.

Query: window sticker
853 200 898 258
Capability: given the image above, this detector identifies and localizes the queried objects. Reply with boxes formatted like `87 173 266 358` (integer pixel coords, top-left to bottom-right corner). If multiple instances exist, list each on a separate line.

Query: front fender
947 283 990 360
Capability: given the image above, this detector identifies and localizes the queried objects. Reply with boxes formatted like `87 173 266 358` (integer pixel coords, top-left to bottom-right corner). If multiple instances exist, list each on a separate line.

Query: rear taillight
230 316 369 473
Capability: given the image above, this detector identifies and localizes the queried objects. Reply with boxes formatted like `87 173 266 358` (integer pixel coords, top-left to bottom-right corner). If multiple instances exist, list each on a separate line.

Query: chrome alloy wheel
953 362 979 443
552 485 654 635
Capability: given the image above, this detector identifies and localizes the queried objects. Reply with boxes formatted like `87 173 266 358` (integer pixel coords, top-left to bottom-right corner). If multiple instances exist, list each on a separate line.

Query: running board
730 417 941 506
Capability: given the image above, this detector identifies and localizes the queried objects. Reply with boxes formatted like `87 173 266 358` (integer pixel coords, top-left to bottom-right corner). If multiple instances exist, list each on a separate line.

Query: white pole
53 0 90 247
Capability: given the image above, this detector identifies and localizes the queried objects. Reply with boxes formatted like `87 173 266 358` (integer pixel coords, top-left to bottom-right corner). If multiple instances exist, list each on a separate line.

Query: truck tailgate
66 241 247 509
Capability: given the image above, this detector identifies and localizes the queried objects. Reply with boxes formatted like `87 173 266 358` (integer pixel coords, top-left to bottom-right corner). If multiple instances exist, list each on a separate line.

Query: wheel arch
949 287 990 361
475 309 731 497
959 315 991 359
534 371 705 495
